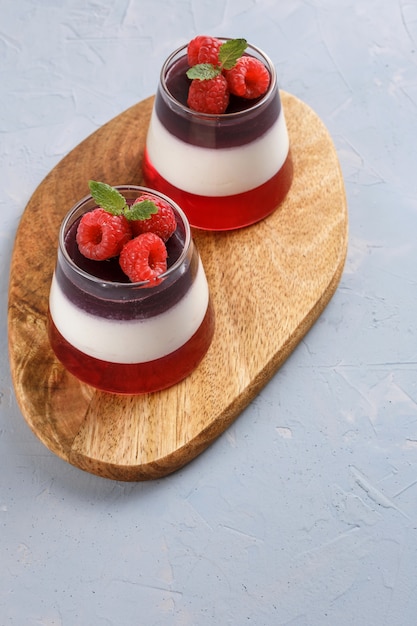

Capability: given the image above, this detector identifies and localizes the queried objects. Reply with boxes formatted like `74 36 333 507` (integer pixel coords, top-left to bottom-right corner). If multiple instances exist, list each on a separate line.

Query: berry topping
76 208 132 261
187 35 222 66
185 37 270 113
130 193 177 241
119 232 168 285
224 56 270 99
75 181 178 284
187 74 230 114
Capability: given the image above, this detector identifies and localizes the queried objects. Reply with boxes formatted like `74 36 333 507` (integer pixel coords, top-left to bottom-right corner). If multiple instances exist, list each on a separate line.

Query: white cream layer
146 109 289 196
49 260 209 364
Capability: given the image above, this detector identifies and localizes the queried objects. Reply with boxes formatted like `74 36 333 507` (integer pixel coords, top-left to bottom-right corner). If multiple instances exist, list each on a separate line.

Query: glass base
143 150 293 231
47 304 215 394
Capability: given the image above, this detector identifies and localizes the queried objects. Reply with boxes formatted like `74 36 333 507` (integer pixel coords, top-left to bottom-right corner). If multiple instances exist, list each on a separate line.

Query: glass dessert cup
47 186 215 395
143 39 293 231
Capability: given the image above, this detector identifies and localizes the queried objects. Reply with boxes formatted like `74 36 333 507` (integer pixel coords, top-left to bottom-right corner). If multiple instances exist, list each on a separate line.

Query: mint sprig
88 180 158 221
186 37 247 81
219 38 247 69
89 180 126 214
187 63 220 81
127 199 158 220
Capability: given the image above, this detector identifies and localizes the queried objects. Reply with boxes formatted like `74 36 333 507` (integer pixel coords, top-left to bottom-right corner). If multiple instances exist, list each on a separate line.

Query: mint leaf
185 38 248 83
186 63 221 80
219 38 247 70
88 180 127 215
126 199 158 221
88 181 159 221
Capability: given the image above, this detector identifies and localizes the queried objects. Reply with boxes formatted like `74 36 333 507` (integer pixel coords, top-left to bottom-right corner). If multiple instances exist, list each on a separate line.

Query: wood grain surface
7 92 348 481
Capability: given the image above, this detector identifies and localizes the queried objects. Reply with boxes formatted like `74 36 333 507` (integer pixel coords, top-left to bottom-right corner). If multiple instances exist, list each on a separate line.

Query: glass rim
58 185 192 288
160 38 277 119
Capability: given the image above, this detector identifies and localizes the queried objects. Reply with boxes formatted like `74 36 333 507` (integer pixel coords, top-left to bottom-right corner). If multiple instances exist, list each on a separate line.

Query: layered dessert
143 36 293 231
48 183 215 394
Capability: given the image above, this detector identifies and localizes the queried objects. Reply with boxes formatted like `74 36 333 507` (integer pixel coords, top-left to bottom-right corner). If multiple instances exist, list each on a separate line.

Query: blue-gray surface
1 1 417 624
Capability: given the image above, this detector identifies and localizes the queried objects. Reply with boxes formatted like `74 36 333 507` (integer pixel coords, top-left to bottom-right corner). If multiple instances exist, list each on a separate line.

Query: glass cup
47 186 215 394
143 38 293 231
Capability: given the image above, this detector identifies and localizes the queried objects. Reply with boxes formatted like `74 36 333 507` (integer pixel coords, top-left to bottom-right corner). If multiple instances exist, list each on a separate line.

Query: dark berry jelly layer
157 55 281 149
56 215 198 320
48 302 215 394
143 149 294 231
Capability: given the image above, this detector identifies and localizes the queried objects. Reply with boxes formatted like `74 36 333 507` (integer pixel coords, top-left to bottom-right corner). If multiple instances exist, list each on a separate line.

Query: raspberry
187 74 230 114
187 35 222 66
130 193 177 242
224 56 270 99
76 208 132 261
119 232 167 284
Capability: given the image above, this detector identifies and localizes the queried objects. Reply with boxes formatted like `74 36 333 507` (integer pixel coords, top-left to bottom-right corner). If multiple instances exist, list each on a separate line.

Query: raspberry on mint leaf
187 74 230 114
119 232 168 285
130 193 177 241
224 56 270 99
76 208 132 261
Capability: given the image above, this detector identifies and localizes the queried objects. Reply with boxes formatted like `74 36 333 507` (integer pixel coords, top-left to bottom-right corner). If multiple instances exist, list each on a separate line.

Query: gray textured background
2 1 417 624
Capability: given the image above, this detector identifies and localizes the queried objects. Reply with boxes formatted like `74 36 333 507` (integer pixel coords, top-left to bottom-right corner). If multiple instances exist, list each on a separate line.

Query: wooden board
7 92 348 481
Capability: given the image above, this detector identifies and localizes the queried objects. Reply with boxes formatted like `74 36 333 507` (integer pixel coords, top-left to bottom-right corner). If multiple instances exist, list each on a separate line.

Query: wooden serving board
8 92 348 481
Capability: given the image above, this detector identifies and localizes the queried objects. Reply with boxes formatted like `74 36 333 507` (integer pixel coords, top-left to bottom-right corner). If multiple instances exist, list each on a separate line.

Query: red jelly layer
142 150 293 231
47 303 215 395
